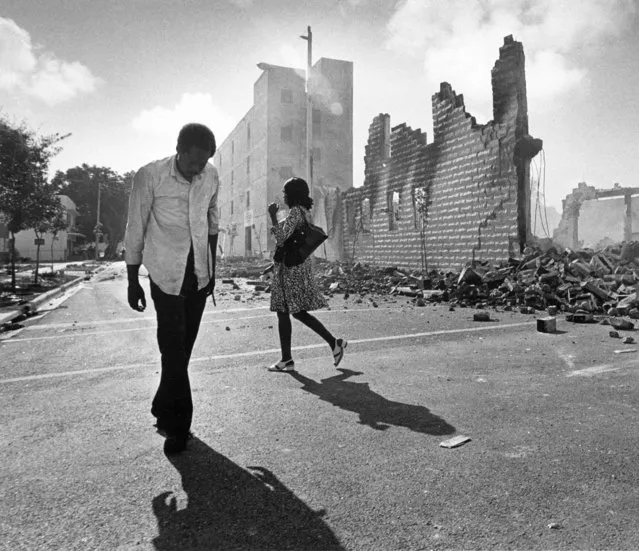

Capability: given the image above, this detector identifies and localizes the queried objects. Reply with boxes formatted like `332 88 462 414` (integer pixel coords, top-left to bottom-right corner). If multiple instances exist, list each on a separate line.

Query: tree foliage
0 115 68 289
0 117 68 233
52 165 133 258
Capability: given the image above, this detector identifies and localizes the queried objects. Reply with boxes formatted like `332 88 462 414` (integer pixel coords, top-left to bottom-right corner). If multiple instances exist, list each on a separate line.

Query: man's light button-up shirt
124 155 219 295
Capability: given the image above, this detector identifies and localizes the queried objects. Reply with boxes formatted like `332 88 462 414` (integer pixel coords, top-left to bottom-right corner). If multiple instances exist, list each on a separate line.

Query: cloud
227 0 254 7
132 93 236 145
0 17 101 105
385 0 637 117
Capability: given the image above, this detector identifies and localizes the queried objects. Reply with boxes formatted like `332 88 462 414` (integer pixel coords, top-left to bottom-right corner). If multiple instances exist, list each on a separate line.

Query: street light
94 180 101 261
300 26 313 199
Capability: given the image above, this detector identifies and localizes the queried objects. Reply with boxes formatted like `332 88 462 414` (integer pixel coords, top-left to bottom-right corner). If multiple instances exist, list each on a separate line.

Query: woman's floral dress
270 205 328 314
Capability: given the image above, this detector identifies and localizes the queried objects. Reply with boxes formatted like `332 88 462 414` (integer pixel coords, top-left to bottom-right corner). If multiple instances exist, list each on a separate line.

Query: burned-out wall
342 35 542 271
554 182 639 249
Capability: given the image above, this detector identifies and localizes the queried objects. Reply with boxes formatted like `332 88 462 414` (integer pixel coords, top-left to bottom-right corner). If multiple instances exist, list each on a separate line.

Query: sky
2 0 639 233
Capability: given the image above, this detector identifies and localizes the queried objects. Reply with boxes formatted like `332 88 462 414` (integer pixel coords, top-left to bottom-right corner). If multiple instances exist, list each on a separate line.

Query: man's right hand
127 280 146 311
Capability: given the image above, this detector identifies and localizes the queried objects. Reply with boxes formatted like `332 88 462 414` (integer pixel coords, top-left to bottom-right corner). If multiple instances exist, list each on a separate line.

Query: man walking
125 123 219 454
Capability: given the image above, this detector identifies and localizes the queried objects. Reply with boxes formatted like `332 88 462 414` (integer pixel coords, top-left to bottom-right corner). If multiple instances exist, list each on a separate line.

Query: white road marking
0 321 535 384
1 306 414 342
17 305 272 330
566 364 622 377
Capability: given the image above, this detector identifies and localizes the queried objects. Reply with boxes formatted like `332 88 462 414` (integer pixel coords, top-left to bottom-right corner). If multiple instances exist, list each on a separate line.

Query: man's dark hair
284 177 313 209
176 123 216 158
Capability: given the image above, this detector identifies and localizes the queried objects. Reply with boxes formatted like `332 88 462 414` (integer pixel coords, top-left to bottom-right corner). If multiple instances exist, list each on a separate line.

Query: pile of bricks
315 243 639 318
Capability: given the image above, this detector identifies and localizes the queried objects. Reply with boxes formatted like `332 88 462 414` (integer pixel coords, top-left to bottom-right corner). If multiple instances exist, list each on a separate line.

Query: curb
0 263 110 327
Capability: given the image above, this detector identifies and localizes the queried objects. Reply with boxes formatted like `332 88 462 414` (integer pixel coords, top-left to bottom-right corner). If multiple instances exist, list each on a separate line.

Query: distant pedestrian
125 123 219 454
267 177 346 372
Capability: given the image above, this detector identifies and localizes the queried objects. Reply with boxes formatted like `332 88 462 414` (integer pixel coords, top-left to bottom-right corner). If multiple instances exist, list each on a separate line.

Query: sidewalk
0 262 109 327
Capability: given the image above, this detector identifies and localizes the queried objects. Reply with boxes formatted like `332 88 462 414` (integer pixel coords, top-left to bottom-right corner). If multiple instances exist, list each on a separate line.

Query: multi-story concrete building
213 57 353 260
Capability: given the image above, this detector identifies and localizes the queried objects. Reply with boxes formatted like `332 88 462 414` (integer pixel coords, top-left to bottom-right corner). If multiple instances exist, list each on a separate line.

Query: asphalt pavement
1 262 638 550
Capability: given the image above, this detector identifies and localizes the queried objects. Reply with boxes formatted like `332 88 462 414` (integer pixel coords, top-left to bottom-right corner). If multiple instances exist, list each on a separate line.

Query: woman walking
267 177 347 372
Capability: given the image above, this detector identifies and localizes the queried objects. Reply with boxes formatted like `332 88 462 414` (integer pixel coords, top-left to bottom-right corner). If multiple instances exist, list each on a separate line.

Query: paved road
1 262 638 550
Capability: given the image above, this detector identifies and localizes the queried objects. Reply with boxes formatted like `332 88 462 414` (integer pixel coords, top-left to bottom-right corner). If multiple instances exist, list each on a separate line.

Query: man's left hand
204 279 216 303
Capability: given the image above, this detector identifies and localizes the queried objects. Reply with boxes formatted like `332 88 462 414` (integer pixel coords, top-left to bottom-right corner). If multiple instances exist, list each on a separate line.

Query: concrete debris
537 317 557 333
440 435 472 449
622 336 635 344
299 243 639 319
205 244 639 338
473 312 491 322
565 312 595 323
0 322 24 332
610 318 634 331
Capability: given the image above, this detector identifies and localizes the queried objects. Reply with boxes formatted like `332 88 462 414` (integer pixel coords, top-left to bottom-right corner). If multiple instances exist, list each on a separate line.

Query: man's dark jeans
149 268 207 437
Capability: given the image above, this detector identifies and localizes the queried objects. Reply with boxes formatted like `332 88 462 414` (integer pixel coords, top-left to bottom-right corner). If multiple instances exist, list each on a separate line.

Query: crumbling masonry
341 36 542 271
553 182 639 249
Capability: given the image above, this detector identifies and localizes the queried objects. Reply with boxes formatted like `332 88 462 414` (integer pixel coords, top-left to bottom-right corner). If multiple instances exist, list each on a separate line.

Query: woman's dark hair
284 177 313 209
176 123 216 158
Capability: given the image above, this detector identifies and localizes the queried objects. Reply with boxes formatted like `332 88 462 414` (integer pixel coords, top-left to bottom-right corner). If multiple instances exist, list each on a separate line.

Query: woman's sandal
333 339 348 367
267 359 296 372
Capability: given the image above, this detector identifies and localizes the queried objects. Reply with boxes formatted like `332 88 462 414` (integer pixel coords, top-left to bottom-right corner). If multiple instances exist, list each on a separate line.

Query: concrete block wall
343 116 428 266
342 35 533 272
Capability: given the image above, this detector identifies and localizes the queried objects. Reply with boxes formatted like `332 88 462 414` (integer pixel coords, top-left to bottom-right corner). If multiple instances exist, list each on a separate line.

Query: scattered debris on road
439 435 472 449
537 317 557 333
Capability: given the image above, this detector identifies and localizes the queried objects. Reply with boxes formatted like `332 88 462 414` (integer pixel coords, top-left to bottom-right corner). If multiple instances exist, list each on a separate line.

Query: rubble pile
217 257 272 279
314 242 639 317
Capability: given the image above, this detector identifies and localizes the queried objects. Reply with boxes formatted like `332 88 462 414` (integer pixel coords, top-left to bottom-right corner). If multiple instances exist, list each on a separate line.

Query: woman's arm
271 206 303 246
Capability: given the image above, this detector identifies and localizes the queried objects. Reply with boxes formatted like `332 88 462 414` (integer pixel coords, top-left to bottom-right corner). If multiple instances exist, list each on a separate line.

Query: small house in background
1 195 81 262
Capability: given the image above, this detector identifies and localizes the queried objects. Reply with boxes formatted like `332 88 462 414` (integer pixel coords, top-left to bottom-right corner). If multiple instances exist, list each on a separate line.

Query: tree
52 166 132 259
0 116 68 290
414 187 430 276
29 188 66 285
48 208 69 272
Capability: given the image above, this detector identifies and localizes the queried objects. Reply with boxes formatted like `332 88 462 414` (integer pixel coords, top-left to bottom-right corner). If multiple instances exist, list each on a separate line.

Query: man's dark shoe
163 432 192 455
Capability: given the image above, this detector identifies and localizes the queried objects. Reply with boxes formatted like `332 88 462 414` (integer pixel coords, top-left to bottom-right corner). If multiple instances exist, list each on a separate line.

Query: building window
347 203 355 233
231 200 234 215
247 123 251 146
361 198 371 233
245 226 252 254
412 188 421 230
281 89 293 103
246 190 251 208
231 170 234 188
281 125 293 143
388 191 399 230
219 153 222 169
246 156 250 176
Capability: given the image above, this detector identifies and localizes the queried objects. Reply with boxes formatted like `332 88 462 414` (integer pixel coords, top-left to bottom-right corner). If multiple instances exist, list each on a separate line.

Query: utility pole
300 25 313 199
94 181 101 261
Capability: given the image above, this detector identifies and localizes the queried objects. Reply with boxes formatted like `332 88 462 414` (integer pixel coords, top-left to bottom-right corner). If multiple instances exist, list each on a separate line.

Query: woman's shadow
290 369 455 435
152 438 344 551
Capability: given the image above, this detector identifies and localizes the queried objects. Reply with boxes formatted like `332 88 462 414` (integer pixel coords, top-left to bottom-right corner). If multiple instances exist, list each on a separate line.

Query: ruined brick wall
342 36 538 271
342 116 427 266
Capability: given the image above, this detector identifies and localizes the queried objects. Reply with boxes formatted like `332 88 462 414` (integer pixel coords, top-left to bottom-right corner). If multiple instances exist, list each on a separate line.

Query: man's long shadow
290 369 455 435
152 437 344 551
